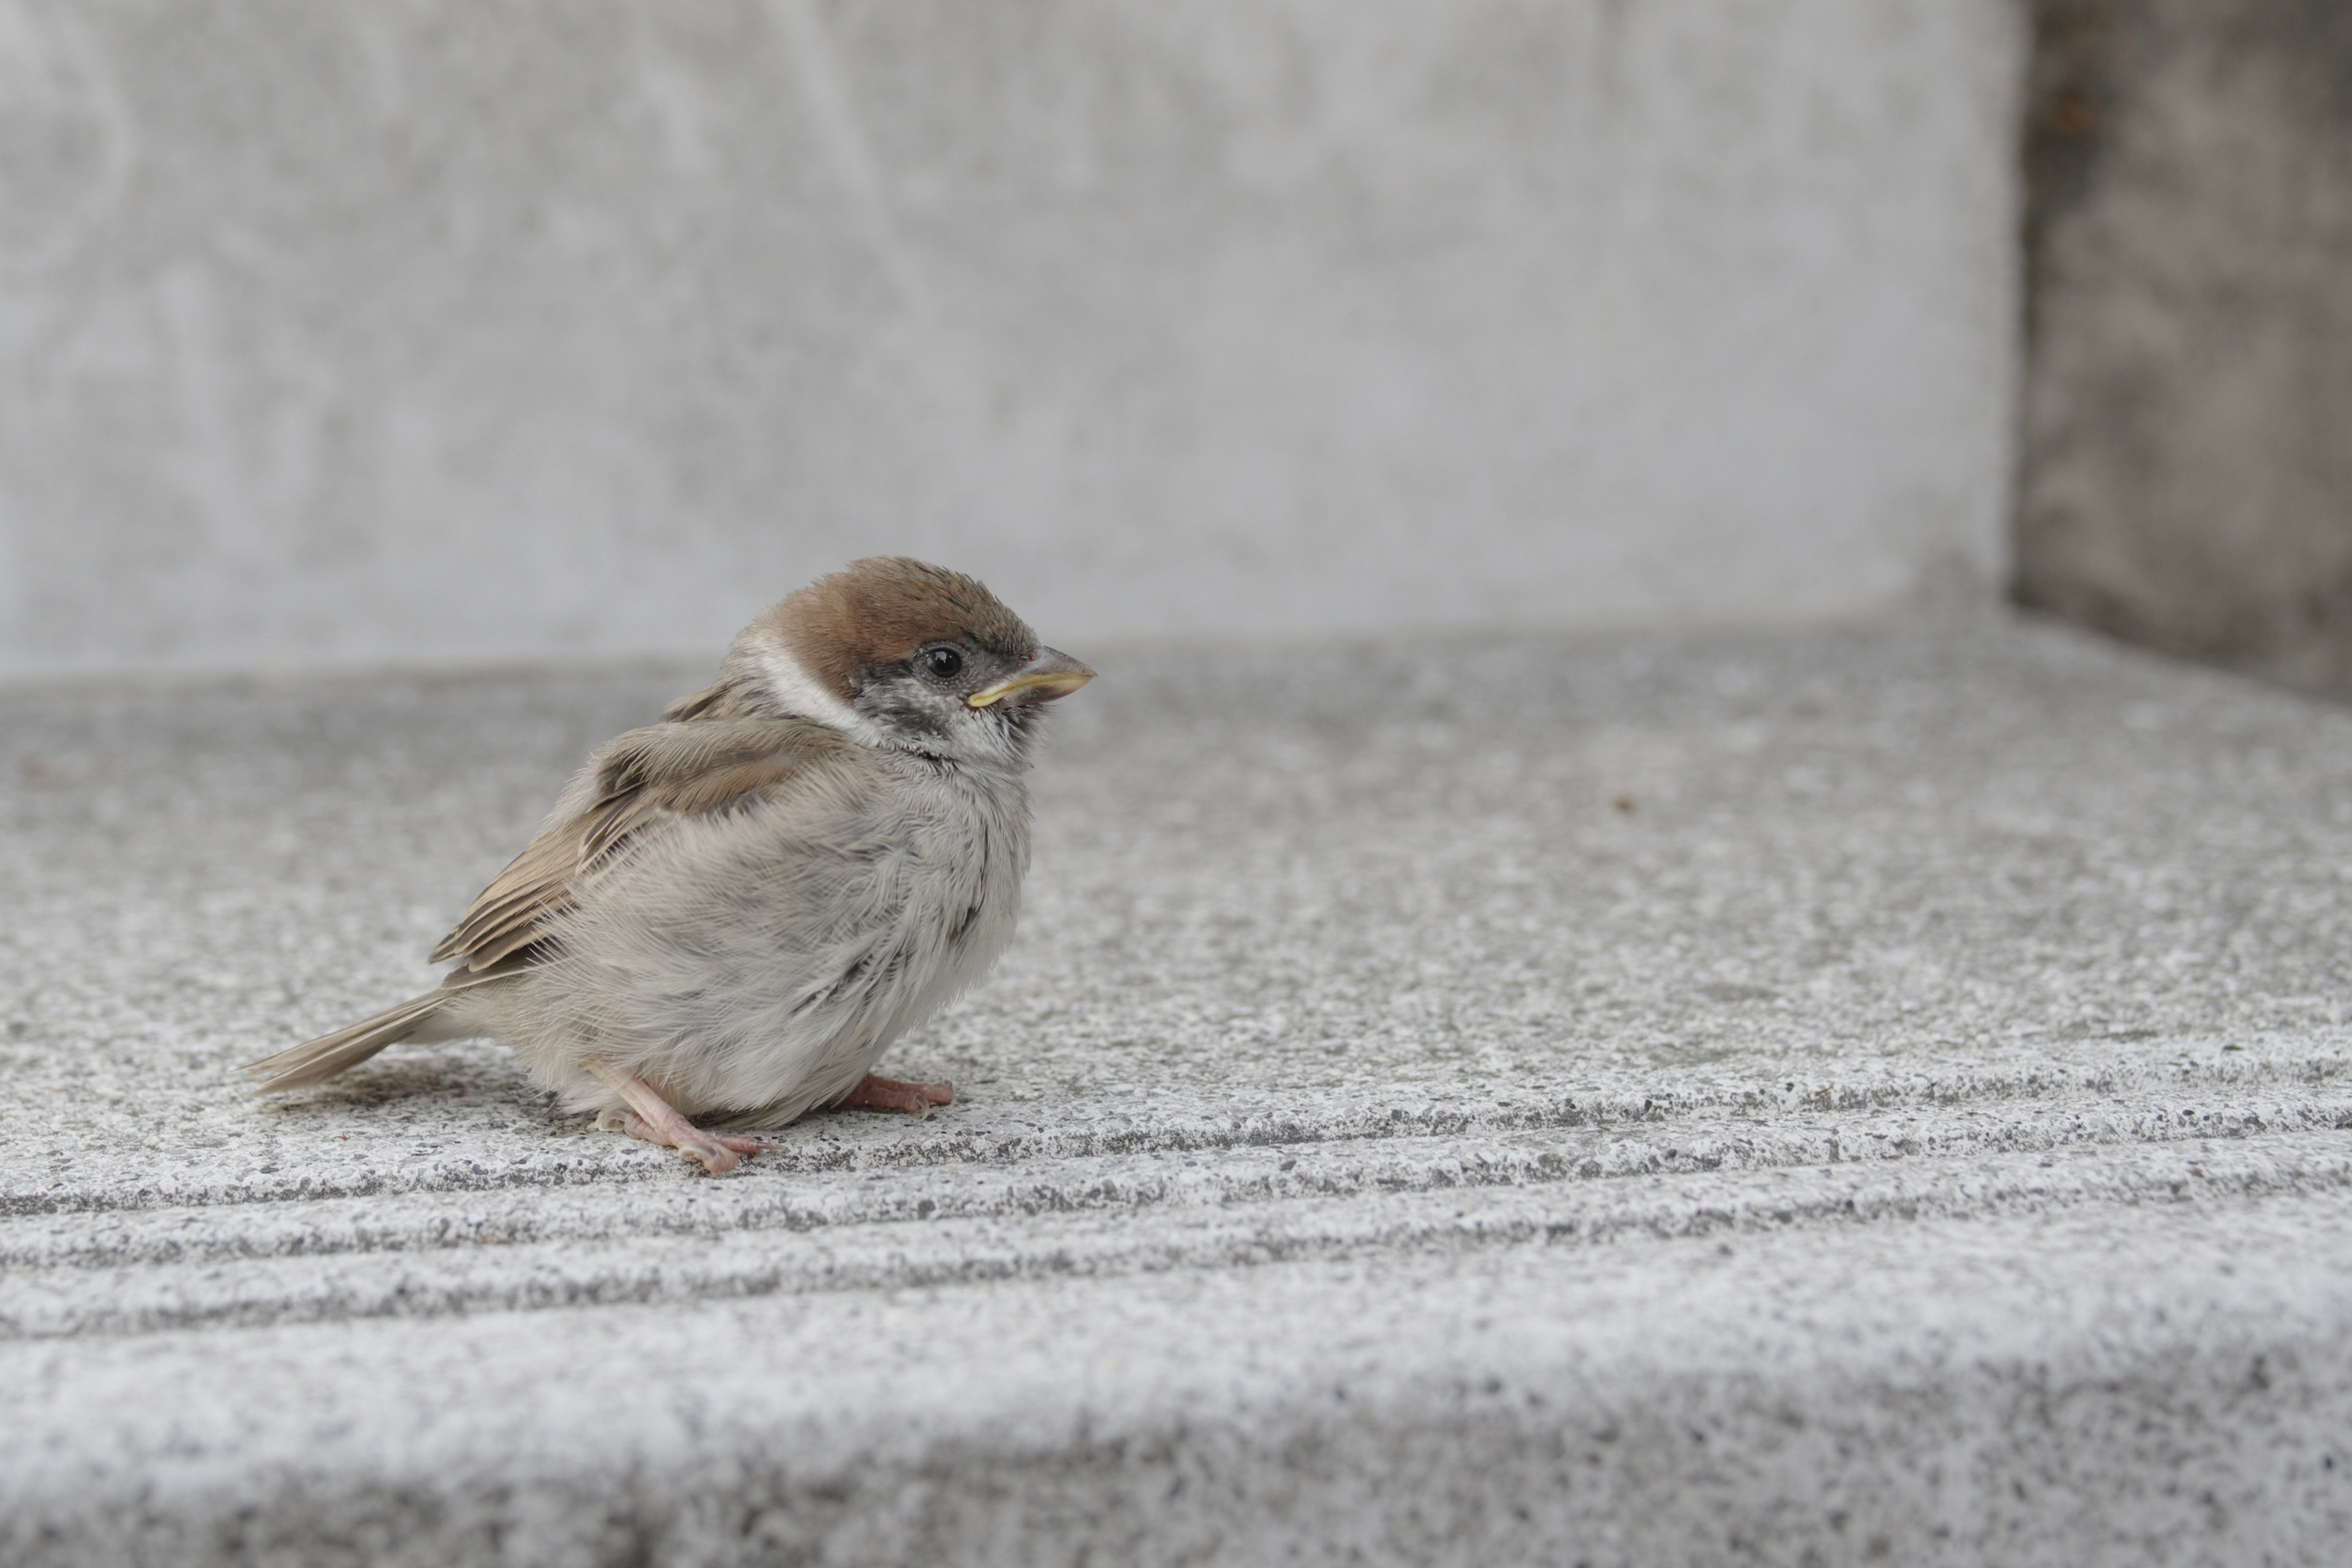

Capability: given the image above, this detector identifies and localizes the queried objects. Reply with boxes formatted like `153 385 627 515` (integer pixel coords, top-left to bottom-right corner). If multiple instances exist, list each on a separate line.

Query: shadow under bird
243 558 1094 1174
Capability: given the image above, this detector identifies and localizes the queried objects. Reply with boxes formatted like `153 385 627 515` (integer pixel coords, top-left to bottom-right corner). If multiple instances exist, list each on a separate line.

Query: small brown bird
244 558 1093 1174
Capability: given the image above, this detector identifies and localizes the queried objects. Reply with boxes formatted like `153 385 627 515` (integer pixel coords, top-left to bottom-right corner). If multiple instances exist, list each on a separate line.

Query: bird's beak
967 646 1096 707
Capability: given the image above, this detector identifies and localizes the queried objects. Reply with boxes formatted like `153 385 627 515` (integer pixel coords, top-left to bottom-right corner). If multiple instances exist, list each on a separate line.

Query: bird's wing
429 717 846 973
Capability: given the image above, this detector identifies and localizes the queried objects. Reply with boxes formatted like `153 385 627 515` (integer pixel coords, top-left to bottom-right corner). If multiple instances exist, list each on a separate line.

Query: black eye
921 647 963 680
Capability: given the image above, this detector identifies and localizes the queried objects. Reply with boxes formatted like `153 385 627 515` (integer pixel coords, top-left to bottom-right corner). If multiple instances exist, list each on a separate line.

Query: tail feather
242 993 448 1092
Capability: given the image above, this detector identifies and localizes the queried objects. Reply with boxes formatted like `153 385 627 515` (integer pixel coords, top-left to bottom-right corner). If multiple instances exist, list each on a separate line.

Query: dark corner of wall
2014 0 2352 698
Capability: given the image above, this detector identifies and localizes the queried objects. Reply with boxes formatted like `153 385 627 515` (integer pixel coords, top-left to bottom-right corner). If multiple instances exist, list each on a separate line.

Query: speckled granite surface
5 617 2351 1564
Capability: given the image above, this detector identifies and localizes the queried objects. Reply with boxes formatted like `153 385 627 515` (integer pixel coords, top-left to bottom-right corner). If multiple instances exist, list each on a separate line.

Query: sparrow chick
243 558 1093 1174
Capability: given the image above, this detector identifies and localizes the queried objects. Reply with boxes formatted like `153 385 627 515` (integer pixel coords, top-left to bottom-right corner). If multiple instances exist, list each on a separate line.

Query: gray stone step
6 617 2351 1564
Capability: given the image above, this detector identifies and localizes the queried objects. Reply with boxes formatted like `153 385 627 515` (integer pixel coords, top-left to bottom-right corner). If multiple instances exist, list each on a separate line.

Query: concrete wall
2017 0 2352 695
0 1 2023 680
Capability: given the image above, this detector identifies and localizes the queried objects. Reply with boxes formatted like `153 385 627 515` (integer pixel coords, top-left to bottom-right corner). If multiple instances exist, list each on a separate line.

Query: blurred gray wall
2018 0 2352 696
0 1 2024 680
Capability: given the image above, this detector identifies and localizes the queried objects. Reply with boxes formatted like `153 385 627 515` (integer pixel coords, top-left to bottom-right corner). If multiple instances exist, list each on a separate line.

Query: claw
834 1072 955 1117
590 1066 769 1175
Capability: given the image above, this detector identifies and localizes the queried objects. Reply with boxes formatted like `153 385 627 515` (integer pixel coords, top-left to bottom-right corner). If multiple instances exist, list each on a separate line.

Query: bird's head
726 557 1093 765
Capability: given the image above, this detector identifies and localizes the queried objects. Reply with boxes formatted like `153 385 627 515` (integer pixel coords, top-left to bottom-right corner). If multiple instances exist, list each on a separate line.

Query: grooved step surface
5 618 2351 1565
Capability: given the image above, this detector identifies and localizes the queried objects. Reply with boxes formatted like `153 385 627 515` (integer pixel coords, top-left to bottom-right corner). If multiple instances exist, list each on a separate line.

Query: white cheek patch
754 638 878 740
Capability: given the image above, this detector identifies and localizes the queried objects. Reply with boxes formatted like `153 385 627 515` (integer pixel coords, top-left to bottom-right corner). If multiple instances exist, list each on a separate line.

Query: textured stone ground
5 616 2351 1565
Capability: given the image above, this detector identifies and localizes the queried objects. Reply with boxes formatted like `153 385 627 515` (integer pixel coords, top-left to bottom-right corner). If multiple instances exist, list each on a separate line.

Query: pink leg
590 1065 769 1175
834 1072 955 1118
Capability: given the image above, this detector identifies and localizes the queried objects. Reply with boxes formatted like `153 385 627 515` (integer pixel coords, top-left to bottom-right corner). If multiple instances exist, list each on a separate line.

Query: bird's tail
241 992 450 1092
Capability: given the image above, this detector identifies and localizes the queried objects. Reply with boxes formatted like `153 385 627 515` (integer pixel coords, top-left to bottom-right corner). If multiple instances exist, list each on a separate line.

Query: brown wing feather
429 718 842 972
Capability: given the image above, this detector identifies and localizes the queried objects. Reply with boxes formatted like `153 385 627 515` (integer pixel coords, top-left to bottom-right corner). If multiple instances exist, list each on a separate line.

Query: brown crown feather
763 557 1037 701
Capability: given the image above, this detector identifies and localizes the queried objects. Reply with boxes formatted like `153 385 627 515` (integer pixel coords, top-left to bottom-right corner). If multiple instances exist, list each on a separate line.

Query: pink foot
835 1072 956 1118
592 1065 770 1175
615 1111 770 1170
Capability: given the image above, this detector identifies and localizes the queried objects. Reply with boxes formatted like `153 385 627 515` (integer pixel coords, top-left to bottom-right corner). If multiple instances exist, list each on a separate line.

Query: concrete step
5 616 2350 1564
